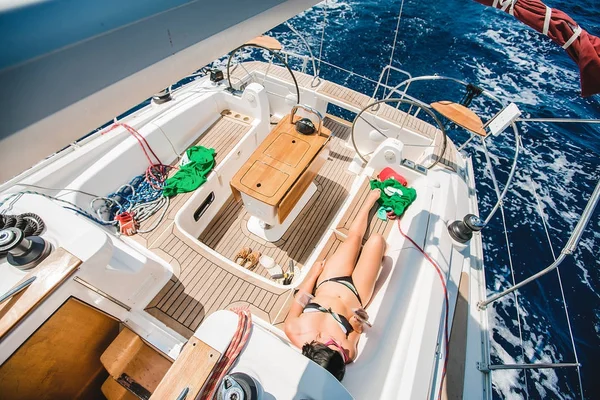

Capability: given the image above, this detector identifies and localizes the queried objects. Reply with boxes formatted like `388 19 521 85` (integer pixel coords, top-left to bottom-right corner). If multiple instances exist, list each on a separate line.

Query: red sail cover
474 0 600 97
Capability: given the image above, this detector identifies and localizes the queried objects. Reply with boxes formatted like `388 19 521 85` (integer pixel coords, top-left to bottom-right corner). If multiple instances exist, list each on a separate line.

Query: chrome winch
216 373 261 400
0 227 52 270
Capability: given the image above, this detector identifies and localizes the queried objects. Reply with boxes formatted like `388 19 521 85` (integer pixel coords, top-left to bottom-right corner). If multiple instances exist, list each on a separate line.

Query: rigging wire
316 2 328 77
10 183 100 199
481 132 586 397
0 190 118 226
499 203 530 399
480 139 529 398
527 173 585 400
383 0 406 98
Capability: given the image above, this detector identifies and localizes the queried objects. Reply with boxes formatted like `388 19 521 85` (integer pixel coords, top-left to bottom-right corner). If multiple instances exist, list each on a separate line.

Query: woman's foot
367 189 381 207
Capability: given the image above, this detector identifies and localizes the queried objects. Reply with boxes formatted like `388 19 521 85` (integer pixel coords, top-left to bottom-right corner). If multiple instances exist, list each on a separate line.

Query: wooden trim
0 297 120 399
245 35 282 51
150 337 220 399
278 149 327 223
431 101 486 137
0 247 81 340
230 114 330 206
441 272 469 400
101 327 173 395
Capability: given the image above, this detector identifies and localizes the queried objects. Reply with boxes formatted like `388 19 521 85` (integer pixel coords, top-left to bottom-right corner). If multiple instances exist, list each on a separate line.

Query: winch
216 373 261 400
0 227 52 270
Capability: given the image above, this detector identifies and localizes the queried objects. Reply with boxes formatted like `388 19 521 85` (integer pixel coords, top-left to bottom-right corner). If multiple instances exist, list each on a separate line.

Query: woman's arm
284 261 325 341
288 261 324 319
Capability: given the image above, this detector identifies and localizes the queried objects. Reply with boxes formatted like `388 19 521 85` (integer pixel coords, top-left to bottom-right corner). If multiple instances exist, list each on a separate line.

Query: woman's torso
296 282 364 360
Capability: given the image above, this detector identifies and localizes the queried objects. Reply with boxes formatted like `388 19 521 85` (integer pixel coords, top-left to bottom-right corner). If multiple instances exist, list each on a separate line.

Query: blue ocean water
268 1 600 399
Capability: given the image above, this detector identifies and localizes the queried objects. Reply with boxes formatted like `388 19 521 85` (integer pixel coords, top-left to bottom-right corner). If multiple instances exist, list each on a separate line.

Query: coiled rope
102 122 175 189
0 123 175 234
200 308 253 400
92 122 177 233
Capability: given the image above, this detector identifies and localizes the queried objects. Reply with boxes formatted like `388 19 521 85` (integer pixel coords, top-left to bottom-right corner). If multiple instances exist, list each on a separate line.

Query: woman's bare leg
317 189 381 284
352 233 386 306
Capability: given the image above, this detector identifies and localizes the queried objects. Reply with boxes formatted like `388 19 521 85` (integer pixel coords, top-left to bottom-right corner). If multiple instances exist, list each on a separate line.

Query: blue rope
104 173 166 220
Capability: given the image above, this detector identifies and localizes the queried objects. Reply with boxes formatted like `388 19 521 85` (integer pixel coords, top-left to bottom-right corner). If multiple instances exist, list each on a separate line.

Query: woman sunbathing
284 189 385 381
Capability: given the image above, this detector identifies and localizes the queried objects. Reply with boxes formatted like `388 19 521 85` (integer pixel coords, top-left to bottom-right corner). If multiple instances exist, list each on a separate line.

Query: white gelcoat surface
195 310 354 400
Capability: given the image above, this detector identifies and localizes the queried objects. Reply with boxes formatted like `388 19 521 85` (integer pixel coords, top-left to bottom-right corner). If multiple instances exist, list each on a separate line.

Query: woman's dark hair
302 341 345 381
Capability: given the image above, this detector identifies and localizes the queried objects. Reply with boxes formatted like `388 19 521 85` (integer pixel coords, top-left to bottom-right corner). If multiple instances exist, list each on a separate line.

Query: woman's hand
298 260 325 294
350 308 371 334
312 260 325 277
350 315 364 334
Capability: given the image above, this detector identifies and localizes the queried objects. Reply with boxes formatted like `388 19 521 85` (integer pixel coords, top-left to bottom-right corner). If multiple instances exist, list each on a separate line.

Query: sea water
270 1 600 399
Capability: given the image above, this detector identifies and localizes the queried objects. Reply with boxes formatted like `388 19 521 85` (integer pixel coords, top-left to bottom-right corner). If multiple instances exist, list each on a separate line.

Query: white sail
0 0 319 183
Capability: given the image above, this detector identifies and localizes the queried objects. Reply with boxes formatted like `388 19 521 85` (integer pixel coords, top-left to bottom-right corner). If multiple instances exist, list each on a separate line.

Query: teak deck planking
140 66 464 337
141 118 391 337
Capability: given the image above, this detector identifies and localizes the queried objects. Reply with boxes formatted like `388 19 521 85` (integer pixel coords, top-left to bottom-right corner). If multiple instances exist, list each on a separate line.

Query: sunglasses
323 338 349 364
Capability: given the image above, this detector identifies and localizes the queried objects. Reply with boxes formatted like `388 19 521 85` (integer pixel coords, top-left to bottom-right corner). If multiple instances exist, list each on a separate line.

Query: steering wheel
226 43 301 105
351 98 447 169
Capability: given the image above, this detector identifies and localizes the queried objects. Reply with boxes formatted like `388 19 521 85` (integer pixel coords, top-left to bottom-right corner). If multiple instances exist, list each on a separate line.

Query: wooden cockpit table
230 106 331 241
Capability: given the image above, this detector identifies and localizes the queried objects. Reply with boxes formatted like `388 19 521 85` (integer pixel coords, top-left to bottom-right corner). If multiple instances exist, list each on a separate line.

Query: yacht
0 1 597 399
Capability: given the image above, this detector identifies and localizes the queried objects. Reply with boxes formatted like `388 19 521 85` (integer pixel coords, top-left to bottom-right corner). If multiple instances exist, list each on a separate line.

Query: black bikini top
303 302 353 336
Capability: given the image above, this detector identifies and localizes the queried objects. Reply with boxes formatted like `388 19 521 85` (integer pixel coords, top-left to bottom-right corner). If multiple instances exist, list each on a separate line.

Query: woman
284 189 385 381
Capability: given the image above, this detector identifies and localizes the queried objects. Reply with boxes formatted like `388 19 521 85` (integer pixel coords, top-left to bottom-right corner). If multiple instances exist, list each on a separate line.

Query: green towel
370 178 417 220
163 146 215 197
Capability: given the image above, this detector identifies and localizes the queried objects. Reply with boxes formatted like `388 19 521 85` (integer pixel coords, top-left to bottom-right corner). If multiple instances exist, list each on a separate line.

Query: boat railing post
285 21 318 78
478 179 600 309
371 65 412 101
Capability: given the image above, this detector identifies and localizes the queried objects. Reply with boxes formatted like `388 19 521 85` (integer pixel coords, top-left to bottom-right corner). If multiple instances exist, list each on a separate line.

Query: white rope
383 0 405 98
135 196 170 234
562 25 582 49
492 0 517 16
527 175 584 400
543 6 552 36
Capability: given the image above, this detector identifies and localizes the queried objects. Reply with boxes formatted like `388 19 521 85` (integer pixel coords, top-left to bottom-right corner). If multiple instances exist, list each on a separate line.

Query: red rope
200 308 253 400
104 122 162 165
103 122 176 189
396 219 449 400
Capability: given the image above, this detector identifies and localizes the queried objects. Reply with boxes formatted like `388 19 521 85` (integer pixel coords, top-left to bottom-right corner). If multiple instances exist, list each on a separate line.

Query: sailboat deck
230 61 461 170
138 117 392 337
200 118 356 277
134 64 466 338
